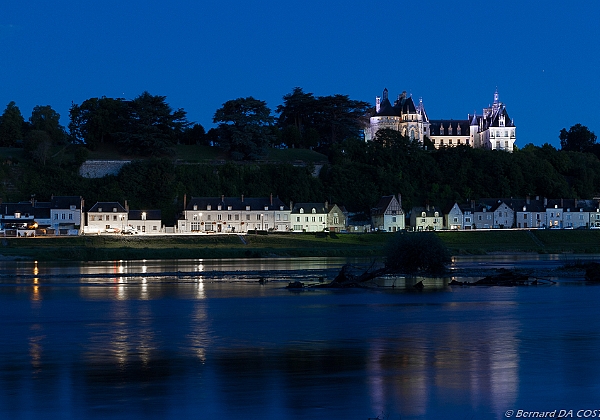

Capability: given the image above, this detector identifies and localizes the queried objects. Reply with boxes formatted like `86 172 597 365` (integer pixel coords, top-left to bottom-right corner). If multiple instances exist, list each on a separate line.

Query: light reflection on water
0 256 599 419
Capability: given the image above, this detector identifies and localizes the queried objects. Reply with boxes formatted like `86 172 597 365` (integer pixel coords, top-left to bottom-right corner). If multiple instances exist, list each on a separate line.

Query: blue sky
1 0 599 148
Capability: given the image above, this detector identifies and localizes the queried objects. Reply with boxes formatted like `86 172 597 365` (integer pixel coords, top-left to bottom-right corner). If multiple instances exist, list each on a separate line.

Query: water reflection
1 257 600 419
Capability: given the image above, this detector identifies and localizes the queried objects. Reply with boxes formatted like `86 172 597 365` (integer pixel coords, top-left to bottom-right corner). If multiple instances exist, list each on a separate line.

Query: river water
1 255 599 420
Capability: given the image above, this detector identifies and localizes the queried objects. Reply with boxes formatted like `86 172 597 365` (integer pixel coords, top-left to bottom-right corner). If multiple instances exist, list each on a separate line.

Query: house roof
429 120 471 136
186 196 289 212
128 210 161 221
292 202 327 214
50 196 82 209
88 202 127 213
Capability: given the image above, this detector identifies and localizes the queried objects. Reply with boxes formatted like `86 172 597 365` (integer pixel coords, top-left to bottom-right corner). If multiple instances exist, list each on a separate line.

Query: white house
128 210 162 234
410 206 443 231
178 195 291 233
445 203 464 230
371 195 405 232
85 202 128 234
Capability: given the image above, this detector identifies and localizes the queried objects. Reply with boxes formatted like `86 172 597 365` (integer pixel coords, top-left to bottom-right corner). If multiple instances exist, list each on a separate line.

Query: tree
116 92 190 156
24 130 52 165
179 123 207 145
213 97 275 160
312 94 370 150
30 105 67 145
69 97 128 149
559 124 597 152
0 101 25 147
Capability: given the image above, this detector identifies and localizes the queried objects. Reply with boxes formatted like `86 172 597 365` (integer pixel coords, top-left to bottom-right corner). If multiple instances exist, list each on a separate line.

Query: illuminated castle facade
364 88 516 152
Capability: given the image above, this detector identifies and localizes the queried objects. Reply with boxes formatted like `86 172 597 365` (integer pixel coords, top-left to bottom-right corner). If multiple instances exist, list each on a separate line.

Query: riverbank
1 229 600 261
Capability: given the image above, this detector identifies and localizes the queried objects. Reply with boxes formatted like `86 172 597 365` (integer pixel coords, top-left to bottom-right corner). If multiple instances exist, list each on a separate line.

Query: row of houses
371 195 600 232
2 194 600 236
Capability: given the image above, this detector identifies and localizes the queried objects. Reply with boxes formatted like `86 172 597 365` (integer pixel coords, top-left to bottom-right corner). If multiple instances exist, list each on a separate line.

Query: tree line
0 89 599 224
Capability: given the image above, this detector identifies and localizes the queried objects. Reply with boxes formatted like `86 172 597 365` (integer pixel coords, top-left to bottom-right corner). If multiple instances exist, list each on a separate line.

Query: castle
363 88 516 152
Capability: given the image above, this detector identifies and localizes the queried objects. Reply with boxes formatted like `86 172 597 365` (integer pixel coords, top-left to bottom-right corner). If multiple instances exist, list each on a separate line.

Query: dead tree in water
325 262 391 288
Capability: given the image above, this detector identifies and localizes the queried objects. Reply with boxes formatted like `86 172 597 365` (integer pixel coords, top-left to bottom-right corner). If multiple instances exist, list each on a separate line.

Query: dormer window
207 205 211 210
264 206 269 211
434 212 439 217
113 208 117 212
228 206 232 211
217 205 222 211
280 206 284 211
70 205 76 210
457 126 461 135
311 208 316 214
14 212 20 218
98 208 102 212
421 212 426 217
300 208 304 214
193 205 198 211
246 206 250 211
440 125 445 135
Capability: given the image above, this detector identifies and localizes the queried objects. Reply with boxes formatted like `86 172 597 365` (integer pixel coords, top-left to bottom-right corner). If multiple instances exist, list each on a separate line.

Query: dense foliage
1 91 599 226
385 231 451 274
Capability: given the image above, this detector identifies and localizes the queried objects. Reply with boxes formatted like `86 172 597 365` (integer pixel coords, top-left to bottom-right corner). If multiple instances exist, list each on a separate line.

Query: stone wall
79 160 131 178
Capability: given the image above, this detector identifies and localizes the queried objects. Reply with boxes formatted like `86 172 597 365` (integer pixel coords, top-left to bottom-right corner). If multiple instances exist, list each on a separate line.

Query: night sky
1 0 598 148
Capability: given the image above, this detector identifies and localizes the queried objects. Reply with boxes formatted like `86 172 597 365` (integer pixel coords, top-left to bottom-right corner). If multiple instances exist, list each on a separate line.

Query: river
0 255 599 419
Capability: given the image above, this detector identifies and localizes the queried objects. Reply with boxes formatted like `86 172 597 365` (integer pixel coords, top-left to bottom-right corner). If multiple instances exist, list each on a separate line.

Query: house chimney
560 198 563 208
325 200 329 210
398 193 402 208
270 193 273 206
241 194 244 203
543 197 547 206
575 198 578 208
183 194 187 210
125 200 129 212
526 195 530 205
221 195 224 203
471 199 475 209
290 200 293 211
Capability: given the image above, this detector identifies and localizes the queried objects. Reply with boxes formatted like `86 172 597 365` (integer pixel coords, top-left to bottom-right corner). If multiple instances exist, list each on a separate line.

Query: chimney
325 200 329 210
125 200 129 212
471 199 475 209
575 198 578 208
543 197 547 206
183 194 187 210
270 193 273 206
290 200 293 211
560 198 564 208
398 193 402 208
241 194 244 203
221 194 224 203
526 195 530 205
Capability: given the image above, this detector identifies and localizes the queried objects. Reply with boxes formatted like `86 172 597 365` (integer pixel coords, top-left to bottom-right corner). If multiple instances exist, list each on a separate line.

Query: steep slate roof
88 202 127 213
411 206 443 217
428 119 471 136
50 196 82 209
291 203 327 214
371 195 402 216
128 210 162 221
186 196 289 212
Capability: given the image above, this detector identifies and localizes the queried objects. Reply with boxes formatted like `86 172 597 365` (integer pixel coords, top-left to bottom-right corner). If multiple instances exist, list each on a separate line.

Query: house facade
371 195 405 232
291 203 329 232
410 206 443 231
178 196 291 233
128 210 162 234
445 203 463 230
85 202 128 234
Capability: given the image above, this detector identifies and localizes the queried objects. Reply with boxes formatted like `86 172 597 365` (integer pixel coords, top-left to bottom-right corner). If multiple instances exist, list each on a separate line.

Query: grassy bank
1 230 600 261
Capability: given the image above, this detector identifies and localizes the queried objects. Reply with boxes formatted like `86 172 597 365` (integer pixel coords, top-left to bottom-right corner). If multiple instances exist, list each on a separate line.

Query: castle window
440 125 444 135
457 126 461 135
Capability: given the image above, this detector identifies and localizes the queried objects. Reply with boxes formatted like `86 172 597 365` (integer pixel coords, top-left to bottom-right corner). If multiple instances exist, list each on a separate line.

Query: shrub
385 232 451 275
